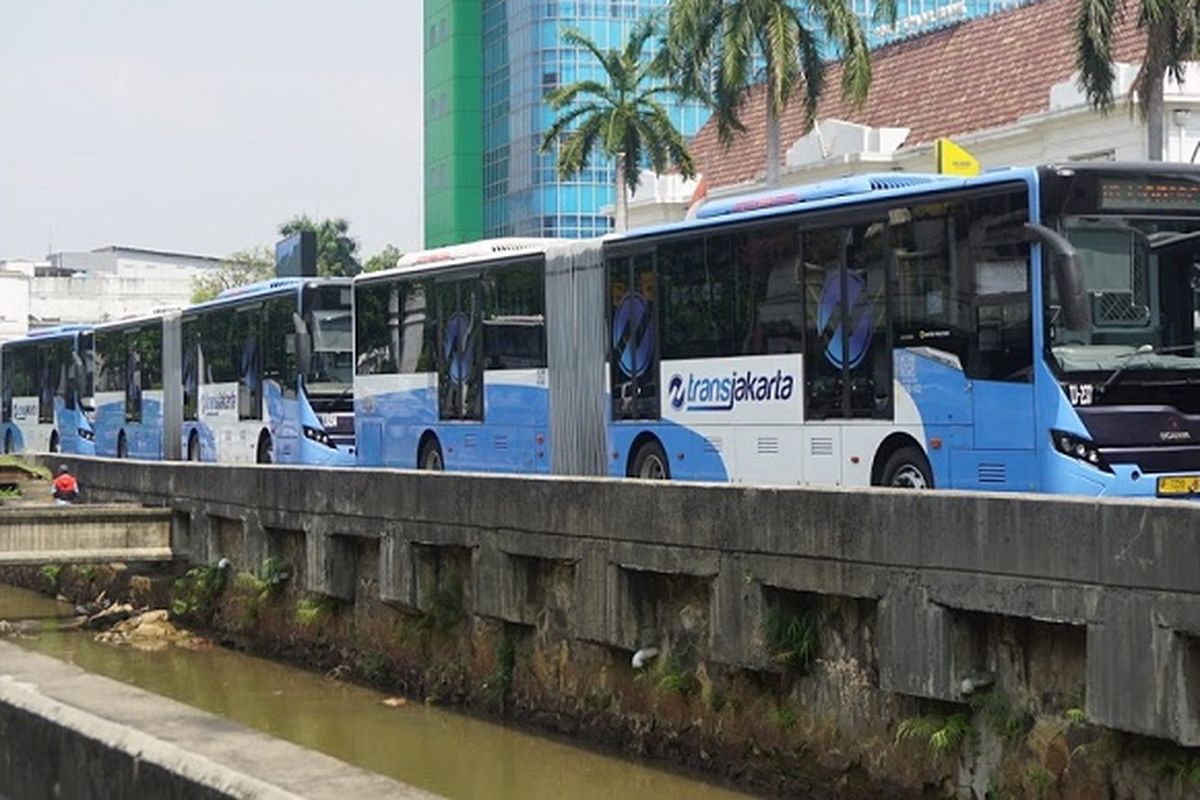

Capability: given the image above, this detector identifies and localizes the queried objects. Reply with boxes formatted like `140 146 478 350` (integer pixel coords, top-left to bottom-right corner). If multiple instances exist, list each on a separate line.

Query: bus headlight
77 427 94 441
302 425 336 449
1051 430 1111 473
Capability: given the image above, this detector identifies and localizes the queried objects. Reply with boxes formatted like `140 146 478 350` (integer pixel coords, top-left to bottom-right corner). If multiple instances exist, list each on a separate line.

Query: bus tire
3 431 11 454
256 432 273 465
418 437 444 471
49 431 60 454
630 439 670 481
116 432 127 460
187 433 200 462
878 446 933 489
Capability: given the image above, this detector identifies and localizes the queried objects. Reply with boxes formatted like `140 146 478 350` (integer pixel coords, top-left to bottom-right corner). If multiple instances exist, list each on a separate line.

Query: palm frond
1075 0 1117 111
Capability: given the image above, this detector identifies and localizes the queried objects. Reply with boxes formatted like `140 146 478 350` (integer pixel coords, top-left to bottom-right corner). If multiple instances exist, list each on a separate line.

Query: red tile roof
690 0 1147 187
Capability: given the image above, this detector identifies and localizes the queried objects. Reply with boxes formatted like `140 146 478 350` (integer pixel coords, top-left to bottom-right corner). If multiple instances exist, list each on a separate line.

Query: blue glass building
425 0 1033 246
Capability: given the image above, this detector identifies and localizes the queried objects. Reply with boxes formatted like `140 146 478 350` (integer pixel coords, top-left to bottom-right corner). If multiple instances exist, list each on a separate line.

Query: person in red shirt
52 465 79 505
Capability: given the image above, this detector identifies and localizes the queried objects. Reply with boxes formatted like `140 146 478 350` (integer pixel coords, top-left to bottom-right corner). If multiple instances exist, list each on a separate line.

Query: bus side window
0 351 11 422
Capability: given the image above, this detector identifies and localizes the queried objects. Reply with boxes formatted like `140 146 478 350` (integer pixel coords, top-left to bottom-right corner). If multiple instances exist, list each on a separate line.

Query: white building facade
0 246 222 342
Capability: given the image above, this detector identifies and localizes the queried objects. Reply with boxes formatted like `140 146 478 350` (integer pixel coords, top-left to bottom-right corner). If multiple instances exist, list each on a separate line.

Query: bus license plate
1157 476 1200 496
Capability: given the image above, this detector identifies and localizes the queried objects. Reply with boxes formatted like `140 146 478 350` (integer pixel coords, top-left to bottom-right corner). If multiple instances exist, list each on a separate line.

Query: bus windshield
303 285 353 391
1046 216 1200 380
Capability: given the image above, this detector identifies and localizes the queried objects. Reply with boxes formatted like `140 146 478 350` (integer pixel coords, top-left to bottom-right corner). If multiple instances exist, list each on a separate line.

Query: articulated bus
354 240 556 471
90 278 355 465
0 326 95 456
356 163 1200 498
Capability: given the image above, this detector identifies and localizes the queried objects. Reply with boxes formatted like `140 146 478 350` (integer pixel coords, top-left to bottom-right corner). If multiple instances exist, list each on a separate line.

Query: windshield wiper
1148 229 1200 252
1098 343 1199 395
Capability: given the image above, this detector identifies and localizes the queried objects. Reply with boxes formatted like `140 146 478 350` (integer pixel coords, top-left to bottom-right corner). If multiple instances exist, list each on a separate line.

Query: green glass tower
424 0 483 247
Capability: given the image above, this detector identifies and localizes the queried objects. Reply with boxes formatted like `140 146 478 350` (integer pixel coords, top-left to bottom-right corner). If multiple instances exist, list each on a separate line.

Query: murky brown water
0 584 755 800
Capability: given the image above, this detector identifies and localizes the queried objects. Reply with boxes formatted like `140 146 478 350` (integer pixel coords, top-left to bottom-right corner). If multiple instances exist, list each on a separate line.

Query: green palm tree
664 0 893 187
1075 0 1196 161
540 18 695 232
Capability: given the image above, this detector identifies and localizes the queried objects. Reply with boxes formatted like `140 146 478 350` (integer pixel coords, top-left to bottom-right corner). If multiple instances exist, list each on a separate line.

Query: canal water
0 584 753 800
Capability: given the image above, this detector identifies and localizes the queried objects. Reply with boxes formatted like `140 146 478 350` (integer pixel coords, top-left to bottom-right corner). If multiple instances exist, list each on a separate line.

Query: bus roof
1 325 91 349
360 238 559 283
613 167 1038 244
184 277 349 316
93 309 177 333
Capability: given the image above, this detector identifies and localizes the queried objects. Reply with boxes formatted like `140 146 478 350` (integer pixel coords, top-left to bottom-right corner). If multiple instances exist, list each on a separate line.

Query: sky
0 2 423 262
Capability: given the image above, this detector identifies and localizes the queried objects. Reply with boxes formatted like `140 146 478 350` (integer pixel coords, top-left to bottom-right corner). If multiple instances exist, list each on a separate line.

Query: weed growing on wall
485 632 517 706
971 689 1033 743
296 594 337 627
170 565 226 622
39 564 63 591
417 581 465 633
896 712 973 759
763 606 817 675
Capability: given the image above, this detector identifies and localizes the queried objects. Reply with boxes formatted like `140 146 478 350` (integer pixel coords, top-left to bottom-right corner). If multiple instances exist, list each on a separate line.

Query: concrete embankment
0 641 437 800
28 455 1200 798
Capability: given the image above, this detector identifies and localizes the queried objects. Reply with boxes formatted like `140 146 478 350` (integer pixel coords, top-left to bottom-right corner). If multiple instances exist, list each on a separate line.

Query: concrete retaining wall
42 456 1200 747
0 504 173 564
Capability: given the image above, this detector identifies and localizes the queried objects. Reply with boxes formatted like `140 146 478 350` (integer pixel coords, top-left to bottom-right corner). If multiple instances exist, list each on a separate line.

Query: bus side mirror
1053 252 1091 331
1023 223 1091 332
292 313 312 377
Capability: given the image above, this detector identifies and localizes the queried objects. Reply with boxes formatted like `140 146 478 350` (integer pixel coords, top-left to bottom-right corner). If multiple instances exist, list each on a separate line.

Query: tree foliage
191 246 274 304
1074 0 1196 159
540 16 695 229
363 244 403 273
664 0 893 185
278 215 362 277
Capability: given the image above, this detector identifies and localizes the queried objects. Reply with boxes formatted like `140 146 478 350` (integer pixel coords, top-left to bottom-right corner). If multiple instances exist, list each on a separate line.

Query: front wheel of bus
418 438 444 471
187 433 200 462
116 433 127 460
3 431 11 454
879 446 932 489
49 431 60 454
631 440 670 481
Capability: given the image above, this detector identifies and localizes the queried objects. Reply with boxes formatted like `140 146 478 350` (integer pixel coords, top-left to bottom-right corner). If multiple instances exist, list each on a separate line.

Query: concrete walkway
0 641 439 799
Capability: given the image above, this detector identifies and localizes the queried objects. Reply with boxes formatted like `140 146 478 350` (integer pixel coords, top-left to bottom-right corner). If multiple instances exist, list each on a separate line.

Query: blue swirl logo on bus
612 294 654 378
668 370 795 412
444 311 474 386
818 270 874 369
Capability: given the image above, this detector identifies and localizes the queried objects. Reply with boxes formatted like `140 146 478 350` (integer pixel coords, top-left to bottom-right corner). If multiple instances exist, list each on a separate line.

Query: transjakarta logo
668 370 795 412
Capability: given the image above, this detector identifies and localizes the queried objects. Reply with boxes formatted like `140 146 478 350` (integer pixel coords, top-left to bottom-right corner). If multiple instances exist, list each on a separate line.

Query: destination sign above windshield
1099 177 1200 212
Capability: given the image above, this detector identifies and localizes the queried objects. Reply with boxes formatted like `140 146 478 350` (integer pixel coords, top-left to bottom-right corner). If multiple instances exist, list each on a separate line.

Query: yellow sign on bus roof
935 138 980 176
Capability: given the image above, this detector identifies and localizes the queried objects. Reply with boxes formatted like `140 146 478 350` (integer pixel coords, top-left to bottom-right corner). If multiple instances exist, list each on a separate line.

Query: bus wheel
187 433 200 462
630 440 670 480
879 446 932 489
418 437 443 471
49 431 60 454
256 432 273 465
116 433 127 459
3 431 11 454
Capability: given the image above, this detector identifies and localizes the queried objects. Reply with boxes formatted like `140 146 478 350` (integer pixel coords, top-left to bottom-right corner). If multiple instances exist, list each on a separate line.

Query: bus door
435 277 483 467
802 221 892 484
954 194 1037 490
607 250 663 472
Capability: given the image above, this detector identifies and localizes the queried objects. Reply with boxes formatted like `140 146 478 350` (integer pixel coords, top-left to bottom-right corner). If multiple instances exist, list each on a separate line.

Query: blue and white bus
356 163 1200 498
604 162 1200 496
89 278 355 465
178 278 355 465
0 326 95 456
92 313 174 459
353 240 555 472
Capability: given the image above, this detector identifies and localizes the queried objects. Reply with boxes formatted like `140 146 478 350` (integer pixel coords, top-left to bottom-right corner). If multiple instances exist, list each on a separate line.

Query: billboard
275 231 317 277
